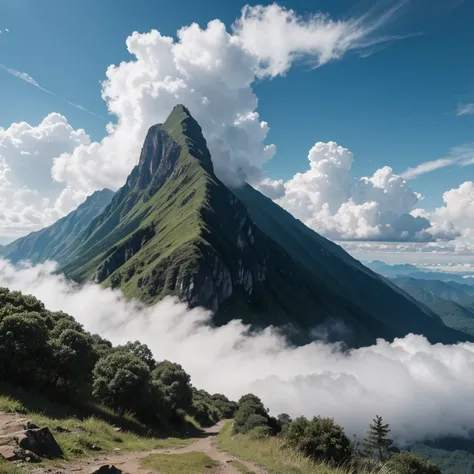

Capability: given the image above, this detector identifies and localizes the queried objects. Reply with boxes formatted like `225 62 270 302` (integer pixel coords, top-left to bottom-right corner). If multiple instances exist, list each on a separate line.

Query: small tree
364 415 393 461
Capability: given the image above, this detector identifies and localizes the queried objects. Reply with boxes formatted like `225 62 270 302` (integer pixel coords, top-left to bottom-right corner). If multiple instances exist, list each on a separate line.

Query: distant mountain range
0 189 114 264
0 105 472 348
390 277 474 337
365 260 474 285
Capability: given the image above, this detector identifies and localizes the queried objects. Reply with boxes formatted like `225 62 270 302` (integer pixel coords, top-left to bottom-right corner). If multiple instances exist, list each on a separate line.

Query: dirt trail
31 421 267 474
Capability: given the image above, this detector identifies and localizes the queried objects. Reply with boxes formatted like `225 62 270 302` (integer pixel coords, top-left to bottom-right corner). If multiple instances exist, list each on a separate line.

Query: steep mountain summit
137 105 213 190
8 104 472 346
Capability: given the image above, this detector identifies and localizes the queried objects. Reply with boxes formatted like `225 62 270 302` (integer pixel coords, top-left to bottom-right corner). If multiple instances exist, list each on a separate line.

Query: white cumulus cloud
51 3 414 194
273 141 458 241
0 114 91 242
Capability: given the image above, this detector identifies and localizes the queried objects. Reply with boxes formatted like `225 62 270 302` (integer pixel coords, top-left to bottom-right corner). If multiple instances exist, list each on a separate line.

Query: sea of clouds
2 258 474 445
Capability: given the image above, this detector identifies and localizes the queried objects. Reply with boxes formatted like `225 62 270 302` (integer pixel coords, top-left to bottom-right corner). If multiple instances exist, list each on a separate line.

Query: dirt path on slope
31 421 267 474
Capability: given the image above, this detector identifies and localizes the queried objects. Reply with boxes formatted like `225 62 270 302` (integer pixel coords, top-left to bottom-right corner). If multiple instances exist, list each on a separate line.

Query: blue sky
0 0 473 261
1 0 473 208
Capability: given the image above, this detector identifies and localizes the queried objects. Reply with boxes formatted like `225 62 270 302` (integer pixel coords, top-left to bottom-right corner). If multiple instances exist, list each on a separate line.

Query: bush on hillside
0 290 99 395
152 360 193 412
248 425 271 439
387 452 442 474
116 341 156 370
277 413 292 434
284 416 351 465
211 393 238 418
92 351 151 416
233 393 271 434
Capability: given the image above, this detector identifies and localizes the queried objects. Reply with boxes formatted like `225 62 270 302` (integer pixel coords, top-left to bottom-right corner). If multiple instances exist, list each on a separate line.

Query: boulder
0 445 41 463
90 465 122 474
18 427 63 459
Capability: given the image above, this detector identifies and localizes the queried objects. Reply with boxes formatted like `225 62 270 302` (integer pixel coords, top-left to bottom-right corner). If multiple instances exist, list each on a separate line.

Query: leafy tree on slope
93 351 151 415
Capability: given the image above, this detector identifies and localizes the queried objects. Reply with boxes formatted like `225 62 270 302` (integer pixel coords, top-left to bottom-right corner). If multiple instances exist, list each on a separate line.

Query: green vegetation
386 452 441 474
219 421 442 474
141 452 218 474
218 421 357 474
219 395 444 474
0 288 235 462
233 394 279 436
285 416 351 464
190 389 237 427
0 388 194 461
364 415 393 461
0 459 26 474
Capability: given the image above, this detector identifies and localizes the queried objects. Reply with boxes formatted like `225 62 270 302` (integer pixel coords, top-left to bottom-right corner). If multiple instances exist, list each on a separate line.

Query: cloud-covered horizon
2 257 474 445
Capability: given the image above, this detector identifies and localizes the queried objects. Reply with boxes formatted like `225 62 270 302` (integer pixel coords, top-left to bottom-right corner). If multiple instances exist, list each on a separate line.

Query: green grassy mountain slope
0 189 114 264
58 104 471 345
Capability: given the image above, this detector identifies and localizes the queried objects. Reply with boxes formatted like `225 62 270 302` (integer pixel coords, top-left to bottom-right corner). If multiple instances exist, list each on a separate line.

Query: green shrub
233 394 271 434
284 416 351 465
387 452 442 474
248 425 271 440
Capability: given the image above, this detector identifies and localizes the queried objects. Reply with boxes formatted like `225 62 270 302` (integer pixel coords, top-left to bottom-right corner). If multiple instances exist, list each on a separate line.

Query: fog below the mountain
1 258 474 445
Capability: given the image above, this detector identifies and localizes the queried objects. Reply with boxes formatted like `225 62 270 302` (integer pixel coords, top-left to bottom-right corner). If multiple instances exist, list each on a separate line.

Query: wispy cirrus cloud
457 103 474 116
0 64 54 95
401 144 474 179
0 64 102 119
67 102 98 117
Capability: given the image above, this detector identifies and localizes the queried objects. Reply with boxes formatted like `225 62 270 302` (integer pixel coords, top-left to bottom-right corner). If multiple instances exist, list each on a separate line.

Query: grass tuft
0 396 27 414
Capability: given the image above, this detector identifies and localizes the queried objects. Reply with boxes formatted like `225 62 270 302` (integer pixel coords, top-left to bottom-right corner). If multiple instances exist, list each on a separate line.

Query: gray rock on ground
18 427 64 459
0 445 41 463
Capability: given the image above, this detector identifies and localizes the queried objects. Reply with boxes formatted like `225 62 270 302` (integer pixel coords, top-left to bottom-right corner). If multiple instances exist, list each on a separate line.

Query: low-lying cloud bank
1 258 474 445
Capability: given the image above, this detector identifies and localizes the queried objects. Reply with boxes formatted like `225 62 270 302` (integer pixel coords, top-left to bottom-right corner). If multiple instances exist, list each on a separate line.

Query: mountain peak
137 105 213 189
